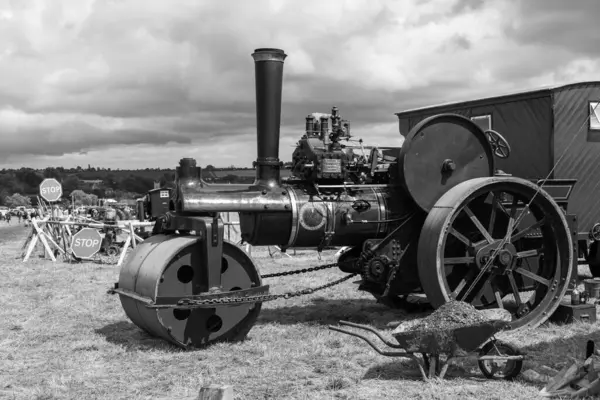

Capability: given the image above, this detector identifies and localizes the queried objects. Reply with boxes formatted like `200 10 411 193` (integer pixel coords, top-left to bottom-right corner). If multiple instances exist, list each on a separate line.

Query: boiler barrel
240 185 406 248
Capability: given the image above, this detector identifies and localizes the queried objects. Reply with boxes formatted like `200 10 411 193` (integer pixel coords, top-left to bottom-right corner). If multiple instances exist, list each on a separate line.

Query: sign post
71 228 102 259
39 178 63 203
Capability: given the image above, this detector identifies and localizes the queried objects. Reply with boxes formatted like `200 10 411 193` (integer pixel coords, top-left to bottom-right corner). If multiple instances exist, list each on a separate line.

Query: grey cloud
0 121 191 157
280 75 468 126
2 0 598 168
505 0 600 56
449 0 486 14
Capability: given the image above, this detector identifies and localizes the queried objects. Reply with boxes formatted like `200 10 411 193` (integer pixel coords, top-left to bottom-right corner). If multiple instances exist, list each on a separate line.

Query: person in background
17 211 22 224
5 212 11 224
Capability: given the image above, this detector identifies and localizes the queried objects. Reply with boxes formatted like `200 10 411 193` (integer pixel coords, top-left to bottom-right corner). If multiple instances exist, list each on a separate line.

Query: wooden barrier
21 218 154 266
21 212 303 265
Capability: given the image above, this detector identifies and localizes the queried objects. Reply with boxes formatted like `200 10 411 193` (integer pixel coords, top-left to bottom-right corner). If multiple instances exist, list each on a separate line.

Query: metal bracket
211 216 219 247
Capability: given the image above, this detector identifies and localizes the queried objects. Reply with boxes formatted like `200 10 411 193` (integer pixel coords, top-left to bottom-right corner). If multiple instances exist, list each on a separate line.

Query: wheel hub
498 249 513 267
475 241 518 273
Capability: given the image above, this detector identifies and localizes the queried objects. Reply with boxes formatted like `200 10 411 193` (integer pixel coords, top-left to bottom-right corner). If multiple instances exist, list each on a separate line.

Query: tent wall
398 96 554 180
553 84 600 233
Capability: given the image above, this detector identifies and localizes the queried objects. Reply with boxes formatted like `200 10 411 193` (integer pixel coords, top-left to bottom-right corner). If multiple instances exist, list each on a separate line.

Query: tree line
0 167 178 207
0 165 260 207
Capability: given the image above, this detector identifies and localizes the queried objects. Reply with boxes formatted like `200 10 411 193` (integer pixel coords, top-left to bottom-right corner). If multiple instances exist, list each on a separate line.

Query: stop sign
71 228 102 259
39 178 63 202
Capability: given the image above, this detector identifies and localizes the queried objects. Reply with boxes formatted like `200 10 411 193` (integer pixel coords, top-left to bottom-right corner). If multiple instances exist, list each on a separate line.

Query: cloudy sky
0 0 599 169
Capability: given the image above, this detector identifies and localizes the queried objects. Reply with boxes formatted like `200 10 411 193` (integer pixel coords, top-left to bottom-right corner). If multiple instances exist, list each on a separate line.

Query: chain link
175 263 358 308
260 263 339 278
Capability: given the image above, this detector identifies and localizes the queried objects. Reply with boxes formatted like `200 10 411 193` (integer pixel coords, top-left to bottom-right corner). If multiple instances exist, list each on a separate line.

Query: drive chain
176 262 358 308
260 263 339 278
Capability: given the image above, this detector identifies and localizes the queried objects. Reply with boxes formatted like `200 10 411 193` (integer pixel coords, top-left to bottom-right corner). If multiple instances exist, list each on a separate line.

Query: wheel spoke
471 274 494 304
491 281 504 308
511 218 546 243
444 256 475 265
451 268 476 298
514 267 550 287
450 228 472 247
457 268 490 302
507 271 523 306
464 206 494 243
516 249 542 259
488 193 498 235
504 197 519 241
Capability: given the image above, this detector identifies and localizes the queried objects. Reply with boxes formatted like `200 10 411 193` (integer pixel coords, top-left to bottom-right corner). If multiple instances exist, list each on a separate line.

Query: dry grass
1 223 600 400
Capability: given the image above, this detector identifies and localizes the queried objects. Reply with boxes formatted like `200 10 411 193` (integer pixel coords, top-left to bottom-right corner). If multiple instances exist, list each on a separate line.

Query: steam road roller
110 48 577 348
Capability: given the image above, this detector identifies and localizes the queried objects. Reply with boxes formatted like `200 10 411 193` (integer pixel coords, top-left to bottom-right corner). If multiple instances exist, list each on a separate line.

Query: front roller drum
118 234 262 348
418 176 573 330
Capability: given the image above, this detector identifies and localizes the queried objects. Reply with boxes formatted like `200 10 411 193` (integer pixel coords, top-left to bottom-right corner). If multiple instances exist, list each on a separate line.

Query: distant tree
205 165 215 171
158 172 176 188
91 188 106 199
69 189 95 206
0 172 22 194
62 175 81 195
43 167 62 180
15 169 44 194
4 193 31 207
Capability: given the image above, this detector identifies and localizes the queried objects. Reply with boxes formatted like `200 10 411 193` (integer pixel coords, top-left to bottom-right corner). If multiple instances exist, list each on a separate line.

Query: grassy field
2 223 600 399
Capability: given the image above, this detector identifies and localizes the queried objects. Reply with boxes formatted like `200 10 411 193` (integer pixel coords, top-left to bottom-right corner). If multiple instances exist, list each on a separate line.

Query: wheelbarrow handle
328 325 413 358
338 320 405 349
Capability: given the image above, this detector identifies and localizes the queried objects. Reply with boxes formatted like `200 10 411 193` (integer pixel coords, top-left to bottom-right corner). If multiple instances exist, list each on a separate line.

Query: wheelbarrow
329 319 524 381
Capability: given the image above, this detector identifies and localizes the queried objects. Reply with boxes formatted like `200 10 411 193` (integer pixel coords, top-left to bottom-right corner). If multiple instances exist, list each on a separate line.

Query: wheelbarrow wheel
478 341 522 380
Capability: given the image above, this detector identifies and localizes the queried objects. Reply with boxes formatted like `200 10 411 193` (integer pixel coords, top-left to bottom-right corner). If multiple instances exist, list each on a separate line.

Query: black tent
395 81 600 237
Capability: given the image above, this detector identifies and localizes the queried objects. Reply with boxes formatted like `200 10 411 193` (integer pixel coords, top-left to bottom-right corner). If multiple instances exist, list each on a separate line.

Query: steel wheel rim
479 342 522 379
418 177 573 330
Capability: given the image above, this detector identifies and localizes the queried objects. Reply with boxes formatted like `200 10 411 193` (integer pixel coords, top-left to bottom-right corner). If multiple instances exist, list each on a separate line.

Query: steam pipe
251 48 287 190
178 186 291 213
175 156 292 213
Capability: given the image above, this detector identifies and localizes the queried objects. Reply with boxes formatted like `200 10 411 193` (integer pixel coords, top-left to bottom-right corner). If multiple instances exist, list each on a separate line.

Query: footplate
109 284 270 309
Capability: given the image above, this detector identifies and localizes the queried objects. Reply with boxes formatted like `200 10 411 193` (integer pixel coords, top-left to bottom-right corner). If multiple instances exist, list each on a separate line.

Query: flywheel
398 114 495 211
118 234 262 348
417 176 573 330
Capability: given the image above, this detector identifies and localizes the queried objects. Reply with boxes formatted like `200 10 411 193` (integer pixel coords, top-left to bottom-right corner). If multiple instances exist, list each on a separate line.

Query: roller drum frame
117 226 263 348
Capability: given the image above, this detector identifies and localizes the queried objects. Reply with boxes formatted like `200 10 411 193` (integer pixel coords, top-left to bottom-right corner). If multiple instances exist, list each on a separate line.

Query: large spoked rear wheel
418 177 573 330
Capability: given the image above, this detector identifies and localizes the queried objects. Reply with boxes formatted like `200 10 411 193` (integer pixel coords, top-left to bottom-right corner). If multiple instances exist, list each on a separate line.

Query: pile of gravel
392 301 511 353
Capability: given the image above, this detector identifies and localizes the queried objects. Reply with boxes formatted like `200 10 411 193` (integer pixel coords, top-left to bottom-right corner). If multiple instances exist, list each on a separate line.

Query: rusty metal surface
552 84 600 233
398 114 495 211
417 176 573 330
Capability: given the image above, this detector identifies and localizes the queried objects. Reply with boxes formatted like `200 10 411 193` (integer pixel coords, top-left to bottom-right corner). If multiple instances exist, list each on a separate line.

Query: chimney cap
254 48 285 54
252 48 287 62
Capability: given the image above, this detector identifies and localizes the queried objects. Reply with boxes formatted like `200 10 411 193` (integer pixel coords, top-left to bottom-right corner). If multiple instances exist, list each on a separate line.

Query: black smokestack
251 48 287 189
